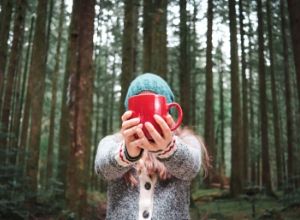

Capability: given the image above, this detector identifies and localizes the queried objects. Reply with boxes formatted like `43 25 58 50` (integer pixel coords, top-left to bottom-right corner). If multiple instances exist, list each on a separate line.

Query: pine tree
228 0 243 196
257 0 273 195
25 0 48 203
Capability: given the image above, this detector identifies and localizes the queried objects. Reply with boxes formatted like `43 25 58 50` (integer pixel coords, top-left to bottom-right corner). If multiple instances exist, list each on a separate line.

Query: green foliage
191 188 300 220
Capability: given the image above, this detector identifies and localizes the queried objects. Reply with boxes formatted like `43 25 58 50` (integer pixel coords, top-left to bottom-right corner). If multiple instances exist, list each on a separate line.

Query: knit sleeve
157 135 202 181
94 134 134 181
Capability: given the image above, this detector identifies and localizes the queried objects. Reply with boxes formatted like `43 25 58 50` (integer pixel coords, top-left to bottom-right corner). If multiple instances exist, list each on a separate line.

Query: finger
136 128 152 147
145 122 163 143
165 114 176 128
129 138 143 148
154 114 172 140
122 117 140 130
121 111 133 122
123 124 142 139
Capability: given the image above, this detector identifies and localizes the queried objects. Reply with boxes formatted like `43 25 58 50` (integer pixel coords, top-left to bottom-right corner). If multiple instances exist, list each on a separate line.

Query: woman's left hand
136 114 175 152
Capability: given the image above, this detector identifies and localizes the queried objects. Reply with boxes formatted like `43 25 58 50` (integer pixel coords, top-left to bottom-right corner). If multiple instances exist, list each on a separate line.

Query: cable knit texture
124 73 175 110
94 133 202 220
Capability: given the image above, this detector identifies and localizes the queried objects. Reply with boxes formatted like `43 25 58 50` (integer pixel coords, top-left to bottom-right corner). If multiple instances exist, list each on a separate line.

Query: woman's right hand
121 111 143 157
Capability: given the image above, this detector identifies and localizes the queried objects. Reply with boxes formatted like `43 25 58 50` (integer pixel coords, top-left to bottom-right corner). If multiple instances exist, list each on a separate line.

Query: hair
123 127 210 186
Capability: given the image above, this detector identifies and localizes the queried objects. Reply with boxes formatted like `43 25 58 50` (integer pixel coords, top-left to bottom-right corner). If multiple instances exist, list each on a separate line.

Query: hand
121 111 143 157
135 114 175 152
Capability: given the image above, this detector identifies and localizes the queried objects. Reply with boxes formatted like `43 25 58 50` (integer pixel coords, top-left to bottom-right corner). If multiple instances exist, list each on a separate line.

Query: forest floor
1 188 299 219
189 189 300 220
87 188 300 220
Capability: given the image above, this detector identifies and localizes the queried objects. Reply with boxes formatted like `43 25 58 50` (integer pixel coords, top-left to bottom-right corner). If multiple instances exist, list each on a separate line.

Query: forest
0 0 300 219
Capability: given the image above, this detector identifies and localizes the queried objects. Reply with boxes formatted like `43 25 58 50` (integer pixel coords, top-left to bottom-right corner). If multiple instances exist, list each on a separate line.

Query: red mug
128 94 183 140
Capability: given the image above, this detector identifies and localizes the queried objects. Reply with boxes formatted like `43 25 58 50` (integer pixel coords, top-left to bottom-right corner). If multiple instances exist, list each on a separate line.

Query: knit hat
124 73 175 110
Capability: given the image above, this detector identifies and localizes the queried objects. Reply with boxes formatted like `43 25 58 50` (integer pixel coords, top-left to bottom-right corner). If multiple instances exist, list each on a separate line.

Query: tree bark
287 0 300 110
57 0 80 196
281 0 294 186
179 0 191 126
25 0 48 203
17 16 34 176
266 0 283 189
143 0 167 78
204 0 215 185
65 0 95 216
239 0 249 184
119 0 138 116
228 0 244 196
216 42 226 189
257 0 273 195
47 0 65 189
1 0 26 155
0 0 13 109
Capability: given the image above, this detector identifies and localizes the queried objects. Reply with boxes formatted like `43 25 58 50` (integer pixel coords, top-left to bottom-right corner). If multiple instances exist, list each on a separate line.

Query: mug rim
128 93 166 99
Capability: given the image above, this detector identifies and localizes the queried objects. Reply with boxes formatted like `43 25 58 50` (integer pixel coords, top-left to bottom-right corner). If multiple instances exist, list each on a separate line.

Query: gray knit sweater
94 133 201 220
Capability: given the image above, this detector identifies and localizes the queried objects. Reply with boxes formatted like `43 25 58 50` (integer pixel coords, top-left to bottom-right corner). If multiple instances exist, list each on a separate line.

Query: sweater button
143 210 149 218
145 182 151 190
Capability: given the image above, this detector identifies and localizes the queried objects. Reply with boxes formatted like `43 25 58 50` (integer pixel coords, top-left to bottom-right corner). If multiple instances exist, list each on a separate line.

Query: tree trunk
25 0 48 204
46 0 65 190
65 0 95 216
119 0 139 116
246 0 257 186
204 0 215 185
57 0 81 196
102 50 109 137
228 0 243 196
257 0 273 195
0 0 13 109
287 0 300 110
109 52 117 133
266 0 283 189
179 0 191 126
281 0 294 187
190 0 198 126
143 0 167 78
239 0 249 184
17 16 34 176
216 42 226 189
1 0 26 156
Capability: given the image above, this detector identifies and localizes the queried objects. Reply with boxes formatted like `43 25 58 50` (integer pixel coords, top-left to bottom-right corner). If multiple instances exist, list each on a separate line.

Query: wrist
124 146 144 162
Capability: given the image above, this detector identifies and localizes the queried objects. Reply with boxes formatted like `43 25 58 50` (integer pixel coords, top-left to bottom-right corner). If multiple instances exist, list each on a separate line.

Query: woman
95 73 209 220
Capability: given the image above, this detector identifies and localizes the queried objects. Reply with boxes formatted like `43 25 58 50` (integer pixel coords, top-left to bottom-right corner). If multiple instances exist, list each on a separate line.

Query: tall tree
57 0 78 195
287 0 300 109
179 0 191 126
46 0 65 189
65 0 95 216
216 41 226 189
204 0 215 184
25 0 48 203
228 0 243 196
257 0 273 195
281 0 294 186
1 0 27 153
143 0 167 78
239 0 249 184
266 0 283 189
190 0 199 126
0 0 13 109
17 16 34 175
119 0 139 116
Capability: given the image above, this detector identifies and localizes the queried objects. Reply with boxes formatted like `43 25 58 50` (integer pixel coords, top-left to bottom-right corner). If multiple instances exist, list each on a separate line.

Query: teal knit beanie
124 73 175 110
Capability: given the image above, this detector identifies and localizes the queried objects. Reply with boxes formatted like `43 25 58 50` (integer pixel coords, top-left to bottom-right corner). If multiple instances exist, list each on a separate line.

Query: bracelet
124 146 144 162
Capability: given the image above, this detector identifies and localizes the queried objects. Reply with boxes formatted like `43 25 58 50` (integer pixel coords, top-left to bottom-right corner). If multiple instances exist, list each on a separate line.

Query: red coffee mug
128 94 183 140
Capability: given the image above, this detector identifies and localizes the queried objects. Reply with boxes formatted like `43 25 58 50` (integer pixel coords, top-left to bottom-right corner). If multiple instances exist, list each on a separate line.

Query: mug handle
167 102 183 131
